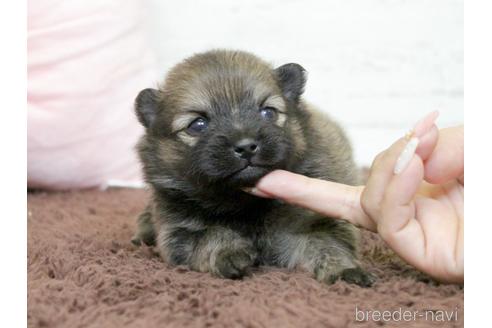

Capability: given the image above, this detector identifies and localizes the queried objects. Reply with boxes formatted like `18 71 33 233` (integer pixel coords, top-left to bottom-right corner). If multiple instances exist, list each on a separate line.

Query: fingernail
394 137 419 174
394 111 438 174
241 187 271 198
412 110 439 138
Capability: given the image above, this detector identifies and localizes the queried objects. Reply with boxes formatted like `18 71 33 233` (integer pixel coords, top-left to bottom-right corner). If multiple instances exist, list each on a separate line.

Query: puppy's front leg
131 204 156 246
159 225 257 279
263 213 374 287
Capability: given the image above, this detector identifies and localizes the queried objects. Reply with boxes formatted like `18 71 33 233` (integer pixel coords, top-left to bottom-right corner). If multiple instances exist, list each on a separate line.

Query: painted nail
394 111 439 175
241 187 271 198
412 110 440 138
394 137 419 174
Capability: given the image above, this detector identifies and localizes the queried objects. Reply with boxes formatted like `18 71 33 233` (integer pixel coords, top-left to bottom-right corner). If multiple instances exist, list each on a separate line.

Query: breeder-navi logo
355 305 460 323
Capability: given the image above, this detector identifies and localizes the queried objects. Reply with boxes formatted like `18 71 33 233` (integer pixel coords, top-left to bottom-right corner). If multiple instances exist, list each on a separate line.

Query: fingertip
256 170 297 192
413 110 440 138
255 170 314 201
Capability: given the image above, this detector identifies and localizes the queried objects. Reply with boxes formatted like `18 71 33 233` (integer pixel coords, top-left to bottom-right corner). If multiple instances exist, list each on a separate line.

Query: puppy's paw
132 209 156 246
213 248 257 279
340 267 376 287
314 263 375 288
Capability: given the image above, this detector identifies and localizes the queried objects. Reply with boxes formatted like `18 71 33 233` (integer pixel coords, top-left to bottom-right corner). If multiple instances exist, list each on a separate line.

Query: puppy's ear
135 88 160 128
274 63 307 103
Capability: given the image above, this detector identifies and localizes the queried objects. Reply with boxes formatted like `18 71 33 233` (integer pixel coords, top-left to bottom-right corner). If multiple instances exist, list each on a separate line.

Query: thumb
253 170 376 231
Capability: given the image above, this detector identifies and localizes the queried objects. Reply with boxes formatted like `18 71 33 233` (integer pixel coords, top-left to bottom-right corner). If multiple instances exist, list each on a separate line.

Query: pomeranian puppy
131 50 374 287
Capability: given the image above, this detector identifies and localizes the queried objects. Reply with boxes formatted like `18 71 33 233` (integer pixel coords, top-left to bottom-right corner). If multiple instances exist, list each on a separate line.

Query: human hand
248 112 464 283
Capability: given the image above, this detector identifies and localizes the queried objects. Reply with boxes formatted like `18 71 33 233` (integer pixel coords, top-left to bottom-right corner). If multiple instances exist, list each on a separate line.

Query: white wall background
146 0 463 166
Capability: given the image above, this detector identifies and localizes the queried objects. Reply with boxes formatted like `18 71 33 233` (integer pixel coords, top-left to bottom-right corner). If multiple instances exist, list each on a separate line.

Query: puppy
132 50 374 287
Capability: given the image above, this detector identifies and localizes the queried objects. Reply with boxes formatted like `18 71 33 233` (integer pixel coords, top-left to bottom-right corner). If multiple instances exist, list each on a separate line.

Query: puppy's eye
187 117 208 135
259 107 278 121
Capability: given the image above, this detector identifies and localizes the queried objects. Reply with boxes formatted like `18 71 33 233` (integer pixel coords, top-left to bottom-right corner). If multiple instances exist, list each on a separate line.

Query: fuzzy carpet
27 188 463 328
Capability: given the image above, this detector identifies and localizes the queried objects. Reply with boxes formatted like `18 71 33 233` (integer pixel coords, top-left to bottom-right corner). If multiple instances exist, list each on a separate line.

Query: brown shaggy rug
27 188 463 328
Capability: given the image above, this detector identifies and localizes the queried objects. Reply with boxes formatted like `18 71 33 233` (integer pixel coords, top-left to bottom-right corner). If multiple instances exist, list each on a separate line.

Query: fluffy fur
132 50 374 287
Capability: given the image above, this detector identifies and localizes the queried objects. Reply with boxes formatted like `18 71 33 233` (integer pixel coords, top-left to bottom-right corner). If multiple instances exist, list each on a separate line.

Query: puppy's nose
233 138 259 160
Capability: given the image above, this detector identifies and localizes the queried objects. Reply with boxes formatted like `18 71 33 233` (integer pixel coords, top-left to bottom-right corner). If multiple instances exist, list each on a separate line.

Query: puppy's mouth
226 162 274 187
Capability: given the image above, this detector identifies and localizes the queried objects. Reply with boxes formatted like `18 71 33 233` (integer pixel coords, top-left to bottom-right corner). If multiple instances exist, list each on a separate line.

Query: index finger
254 170 376 231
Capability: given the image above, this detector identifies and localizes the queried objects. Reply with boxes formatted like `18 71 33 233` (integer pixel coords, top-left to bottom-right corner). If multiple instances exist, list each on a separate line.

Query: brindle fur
132 50 374 287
